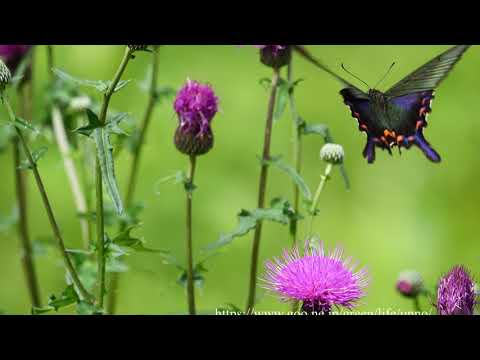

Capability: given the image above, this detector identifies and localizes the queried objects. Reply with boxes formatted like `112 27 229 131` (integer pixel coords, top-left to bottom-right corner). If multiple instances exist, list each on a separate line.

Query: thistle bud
173 79 219 156
0 59 12 91
396 270 424 298
128 45 149 52
320 143 344 165
0 45 32 73
255 45 291 69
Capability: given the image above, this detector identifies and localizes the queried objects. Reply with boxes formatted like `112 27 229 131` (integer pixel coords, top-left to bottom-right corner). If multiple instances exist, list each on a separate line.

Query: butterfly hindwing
388 91 441 162
385 45 470 97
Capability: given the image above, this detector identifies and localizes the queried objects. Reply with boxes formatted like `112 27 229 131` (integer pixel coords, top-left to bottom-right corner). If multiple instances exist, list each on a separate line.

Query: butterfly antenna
341 63 370 89
374 62 396 89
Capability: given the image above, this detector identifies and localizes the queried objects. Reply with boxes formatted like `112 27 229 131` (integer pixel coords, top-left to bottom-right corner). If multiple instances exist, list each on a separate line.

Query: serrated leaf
53 68 131 94
112 226 167 253
205 199 292 252
263 156 312 201
73 109 103 137
93 126 124 215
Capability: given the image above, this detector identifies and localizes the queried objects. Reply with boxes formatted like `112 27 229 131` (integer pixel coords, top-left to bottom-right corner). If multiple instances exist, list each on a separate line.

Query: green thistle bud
0 59 12 91
320 143 344 165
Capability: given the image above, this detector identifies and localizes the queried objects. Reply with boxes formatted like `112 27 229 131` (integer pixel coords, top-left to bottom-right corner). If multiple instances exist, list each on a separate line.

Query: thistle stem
308 164 333 237
287 58 302 247
246 68 280 314
185 155 197 315
106 47 159 315
14 80 41 308
2 94 93 303
95 46 133 309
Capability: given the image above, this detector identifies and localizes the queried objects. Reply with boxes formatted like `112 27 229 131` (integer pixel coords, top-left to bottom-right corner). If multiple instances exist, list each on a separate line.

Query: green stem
246 67 280 314
308 163 333 237
413 296 422 313
2 94 93 303
186 156 197 315
107 46 160 315
95 46 133 309
287 58 302 247
14 81 42 308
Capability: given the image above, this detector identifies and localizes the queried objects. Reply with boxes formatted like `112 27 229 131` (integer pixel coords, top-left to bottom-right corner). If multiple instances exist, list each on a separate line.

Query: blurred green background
0 45 478 315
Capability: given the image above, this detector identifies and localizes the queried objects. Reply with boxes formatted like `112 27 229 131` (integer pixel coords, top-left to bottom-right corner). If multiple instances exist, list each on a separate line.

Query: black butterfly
294 45 471 163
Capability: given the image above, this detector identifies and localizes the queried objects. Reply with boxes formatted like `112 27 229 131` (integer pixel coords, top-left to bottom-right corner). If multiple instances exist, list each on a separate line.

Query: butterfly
294 45 471 163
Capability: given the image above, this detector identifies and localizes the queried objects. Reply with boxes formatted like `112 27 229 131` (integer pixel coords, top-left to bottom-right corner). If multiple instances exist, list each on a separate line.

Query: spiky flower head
254 45 291 69
0 45 32 73
173 79 219 156
320 143 345 165
437 265 476 315
0 59 12 91
128 45 149 52
262 240 369 315
396 270 424 298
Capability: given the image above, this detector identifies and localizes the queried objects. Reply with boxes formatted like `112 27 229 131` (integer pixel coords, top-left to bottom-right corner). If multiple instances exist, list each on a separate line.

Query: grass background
0 45 478 315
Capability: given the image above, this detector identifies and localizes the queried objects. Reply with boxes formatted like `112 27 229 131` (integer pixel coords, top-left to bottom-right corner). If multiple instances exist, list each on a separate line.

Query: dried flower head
262 240 369 315
254 45 291 69
437 265 476 315
173 79 219 156
320 143 345 165
0 45 31 73
396 270 424 298
0 59 12 91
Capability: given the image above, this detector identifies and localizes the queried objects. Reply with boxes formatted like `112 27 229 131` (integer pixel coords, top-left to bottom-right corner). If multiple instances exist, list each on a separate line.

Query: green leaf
53 68 131 94
33 285 80 314
205 198 292 252
76 301 103 315
302 122 351 190
93 123 124 215
0 207 19 233
73 109 103 137
106 112 131 136
155 170 196 195
263 156 312 201
112 226 167 253
18 147 48 170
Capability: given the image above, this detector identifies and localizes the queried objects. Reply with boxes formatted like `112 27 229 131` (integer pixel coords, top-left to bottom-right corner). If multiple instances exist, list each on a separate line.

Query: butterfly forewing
385 45 471 97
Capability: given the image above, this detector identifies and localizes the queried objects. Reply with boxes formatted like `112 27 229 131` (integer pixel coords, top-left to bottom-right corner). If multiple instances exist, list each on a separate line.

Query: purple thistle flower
173 79 219 156
0 45 32 73
437 265 476 315
253 45 291 69
262 241 369 314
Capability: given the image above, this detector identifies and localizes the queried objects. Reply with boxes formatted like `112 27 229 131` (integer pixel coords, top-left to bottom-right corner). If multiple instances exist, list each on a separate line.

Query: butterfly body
294 45 471 164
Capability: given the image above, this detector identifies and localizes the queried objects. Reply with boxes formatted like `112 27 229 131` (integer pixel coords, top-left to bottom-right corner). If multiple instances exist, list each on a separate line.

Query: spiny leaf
73 108 103 137
52 68 131 94
93 124 124 215
106 112 131 136
32 285 79 314
205 198 293 252
112 226 167 253
263 155 312 201
13 117 40 134
273 78 290 122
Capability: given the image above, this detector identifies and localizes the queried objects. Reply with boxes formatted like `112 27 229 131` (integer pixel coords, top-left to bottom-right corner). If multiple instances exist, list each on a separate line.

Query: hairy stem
107 46 160 315
2 95 93 303
186 156 197 315
246 68 280 314
95 46 133 309
14 79 41 308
